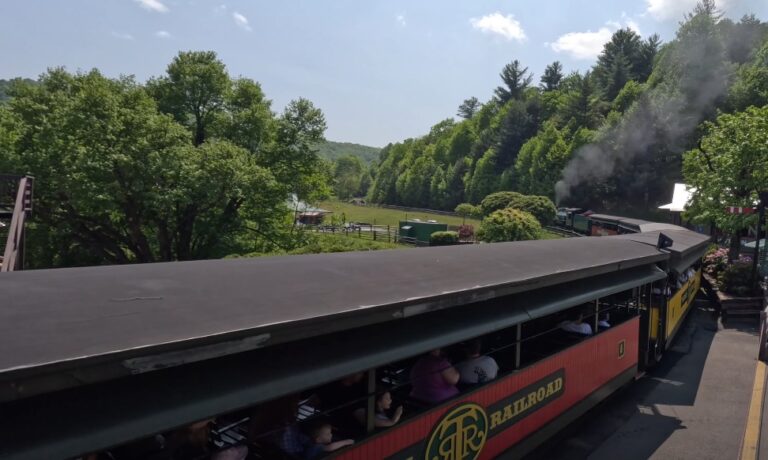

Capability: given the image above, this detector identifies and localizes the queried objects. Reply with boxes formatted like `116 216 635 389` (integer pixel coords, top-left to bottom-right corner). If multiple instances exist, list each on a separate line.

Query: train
0 215 710 460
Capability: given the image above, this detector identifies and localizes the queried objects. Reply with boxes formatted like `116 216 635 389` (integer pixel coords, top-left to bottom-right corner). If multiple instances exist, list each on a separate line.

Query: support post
594 298 600 333
515 324 522 369
366 369 376 434
752 202 768 285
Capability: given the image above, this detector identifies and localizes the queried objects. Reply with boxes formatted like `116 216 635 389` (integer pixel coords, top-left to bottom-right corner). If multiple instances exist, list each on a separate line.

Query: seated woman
559 310 593 336
352 390 404 428
455 339 499 387
409 349 460 404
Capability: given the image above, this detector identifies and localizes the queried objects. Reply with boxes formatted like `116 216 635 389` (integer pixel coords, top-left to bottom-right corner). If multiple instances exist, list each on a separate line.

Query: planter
703 273 764 318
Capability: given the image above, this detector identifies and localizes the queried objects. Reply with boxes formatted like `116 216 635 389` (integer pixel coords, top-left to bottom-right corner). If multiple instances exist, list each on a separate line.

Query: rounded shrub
430 231 460 246
480 191 523 216
455 203 483 219
477 208 542 243
507 194 556 225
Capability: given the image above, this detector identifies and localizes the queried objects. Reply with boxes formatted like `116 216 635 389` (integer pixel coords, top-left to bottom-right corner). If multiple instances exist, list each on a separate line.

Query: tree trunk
729 230 741 262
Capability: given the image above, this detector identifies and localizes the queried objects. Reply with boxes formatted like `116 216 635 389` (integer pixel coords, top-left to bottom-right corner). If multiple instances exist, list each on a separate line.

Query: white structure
659 183 694 213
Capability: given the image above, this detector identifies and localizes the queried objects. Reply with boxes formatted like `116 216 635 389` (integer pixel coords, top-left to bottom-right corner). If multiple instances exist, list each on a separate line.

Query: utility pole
751 192 768 286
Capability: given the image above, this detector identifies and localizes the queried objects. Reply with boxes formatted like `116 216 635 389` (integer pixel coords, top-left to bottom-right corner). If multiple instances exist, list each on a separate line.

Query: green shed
398 220 448 245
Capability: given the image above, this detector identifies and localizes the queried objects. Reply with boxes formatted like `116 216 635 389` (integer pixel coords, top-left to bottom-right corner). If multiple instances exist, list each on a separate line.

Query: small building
287 194 331 225
399 220 448 245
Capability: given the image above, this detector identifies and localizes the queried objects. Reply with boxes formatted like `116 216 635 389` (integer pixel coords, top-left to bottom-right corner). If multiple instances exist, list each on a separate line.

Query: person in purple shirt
409 348 460 404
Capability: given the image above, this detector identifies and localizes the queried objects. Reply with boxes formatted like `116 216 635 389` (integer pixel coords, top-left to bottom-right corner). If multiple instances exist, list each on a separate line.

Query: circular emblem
425 402 488 460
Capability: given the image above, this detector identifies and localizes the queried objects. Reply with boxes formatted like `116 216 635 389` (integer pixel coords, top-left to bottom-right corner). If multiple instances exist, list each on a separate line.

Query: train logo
618 340 626 359
425 402 488 460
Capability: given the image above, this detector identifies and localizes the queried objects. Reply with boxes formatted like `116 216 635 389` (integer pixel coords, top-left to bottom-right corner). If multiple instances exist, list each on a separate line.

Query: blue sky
2 0 767 147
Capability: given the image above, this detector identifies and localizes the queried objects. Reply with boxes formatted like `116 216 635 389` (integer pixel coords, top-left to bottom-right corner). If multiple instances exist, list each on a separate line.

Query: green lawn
318 200 481 228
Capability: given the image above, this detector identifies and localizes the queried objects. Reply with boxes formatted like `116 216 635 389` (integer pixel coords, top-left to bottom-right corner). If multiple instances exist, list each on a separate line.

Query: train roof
0 236 669 401
614 229 711 273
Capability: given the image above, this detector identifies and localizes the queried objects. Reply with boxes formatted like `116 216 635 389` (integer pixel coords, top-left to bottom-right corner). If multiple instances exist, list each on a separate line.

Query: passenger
352 390 404 428
409 349 460 404
455 339 499 386
305 421 354 459
559 311 593 336
598 313 611 329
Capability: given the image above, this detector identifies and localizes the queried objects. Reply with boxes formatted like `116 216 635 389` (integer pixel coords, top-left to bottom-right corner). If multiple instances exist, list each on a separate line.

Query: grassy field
318 200 563 240
318 200 481 228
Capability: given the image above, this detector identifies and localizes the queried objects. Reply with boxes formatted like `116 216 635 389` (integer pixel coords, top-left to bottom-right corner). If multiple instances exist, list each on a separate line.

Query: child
305 421 354 459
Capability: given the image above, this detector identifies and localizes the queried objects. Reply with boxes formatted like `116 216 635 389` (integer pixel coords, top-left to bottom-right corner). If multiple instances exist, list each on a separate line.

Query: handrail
1 176 33 272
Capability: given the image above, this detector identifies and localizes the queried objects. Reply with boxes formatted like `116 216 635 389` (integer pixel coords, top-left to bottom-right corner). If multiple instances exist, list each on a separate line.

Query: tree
147 51 230 146
495 60 533 103
457 97 481 119
466 149 500 204
215 78 273 154
561 71 602 130
1 69 286 266
729 38 768 111
683 106 768 258
540 61 564 91
333 155 364 199
267 98 328 200
477 208 542 243
455 203 482 220
506 194 558 225
479 191 523 216
515 122 571 197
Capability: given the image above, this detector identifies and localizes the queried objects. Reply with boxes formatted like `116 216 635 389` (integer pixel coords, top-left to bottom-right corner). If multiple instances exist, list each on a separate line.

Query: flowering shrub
430 231 459 246
457 224 475 241
702 246 729 276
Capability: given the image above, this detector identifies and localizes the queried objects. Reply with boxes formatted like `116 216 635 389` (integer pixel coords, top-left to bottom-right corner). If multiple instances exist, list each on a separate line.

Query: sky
1 0 767 147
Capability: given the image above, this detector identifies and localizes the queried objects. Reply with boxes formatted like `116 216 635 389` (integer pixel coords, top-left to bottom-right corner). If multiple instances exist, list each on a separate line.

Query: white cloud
550 27 613 60
396 15 406 27
549 15 643 60
134 0 169 13
232 11 251 31
155 30 172 39
111 31 135 40
470 12 527 42
645 0 731 21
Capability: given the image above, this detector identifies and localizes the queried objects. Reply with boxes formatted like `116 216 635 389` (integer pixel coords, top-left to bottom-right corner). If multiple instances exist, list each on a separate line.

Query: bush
479 191 523 216
506 195 557 226
703 245 729 276
455 203 483 219
477 208 542 243
457 224 475 241
430 231 460 246
717 260 760 296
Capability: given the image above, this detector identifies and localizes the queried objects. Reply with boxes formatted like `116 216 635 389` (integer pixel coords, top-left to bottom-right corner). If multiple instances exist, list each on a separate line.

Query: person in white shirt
559 311 593 336
455 339 499 385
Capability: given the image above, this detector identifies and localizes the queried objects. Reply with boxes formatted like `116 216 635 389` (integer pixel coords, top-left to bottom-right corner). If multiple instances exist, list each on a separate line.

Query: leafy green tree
495 98 538 171
429 166 447 209
447 123 476 163
444 158 469 209
333 155 364 199
215 78 273 154
479 191 523 216
507 194 558 225
457 97 481 119
477 208 542 243
466 149 500 203
147 51 230 146
495 60 533 103
540 61 564 92
267 98 328 200
612 80 645 113
683 106 768 258
515 122 570 197
729 38 768 111
2 69 285 265
455 203 482 219
561 71 602 130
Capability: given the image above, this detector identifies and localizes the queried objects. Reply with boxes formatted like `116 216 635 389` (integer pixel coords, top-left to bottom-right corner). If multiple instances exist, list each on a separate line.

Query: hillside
366 4 768 216
316 140 380 164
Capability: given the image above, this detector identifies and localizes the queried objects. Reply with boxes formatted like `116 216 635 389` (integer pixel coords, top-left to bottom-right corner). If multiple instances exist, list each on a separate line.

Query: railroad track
545 226 585 238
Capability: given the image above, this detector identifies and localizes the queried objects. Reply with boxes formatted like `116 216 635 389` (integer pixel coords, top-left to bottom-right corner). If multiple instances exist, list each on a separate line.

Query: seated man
455 339 499 386
559 311 593 336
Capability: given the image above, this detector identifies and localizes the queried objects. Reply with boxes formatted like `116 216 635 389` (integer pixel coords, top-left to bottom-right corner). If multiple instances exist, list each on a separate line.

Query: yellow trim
741 360 767 460
665 269 702 339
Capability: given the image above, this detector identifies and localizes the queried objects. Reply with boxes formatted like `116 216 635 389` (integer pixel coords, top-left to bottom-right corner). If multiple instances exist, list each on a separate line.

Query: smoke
555 13 732 205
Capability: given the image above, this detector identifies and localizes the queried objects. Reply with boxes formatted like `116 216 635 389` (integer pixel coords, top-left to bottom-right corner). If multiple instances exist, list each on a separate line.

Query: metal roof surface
0 236 669 386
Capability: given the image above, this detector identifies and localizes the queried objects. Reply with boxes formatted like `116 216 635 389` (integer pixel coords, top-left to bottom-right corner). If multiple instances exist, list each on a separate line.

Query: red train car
336 320 638 460
0 232 709 460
